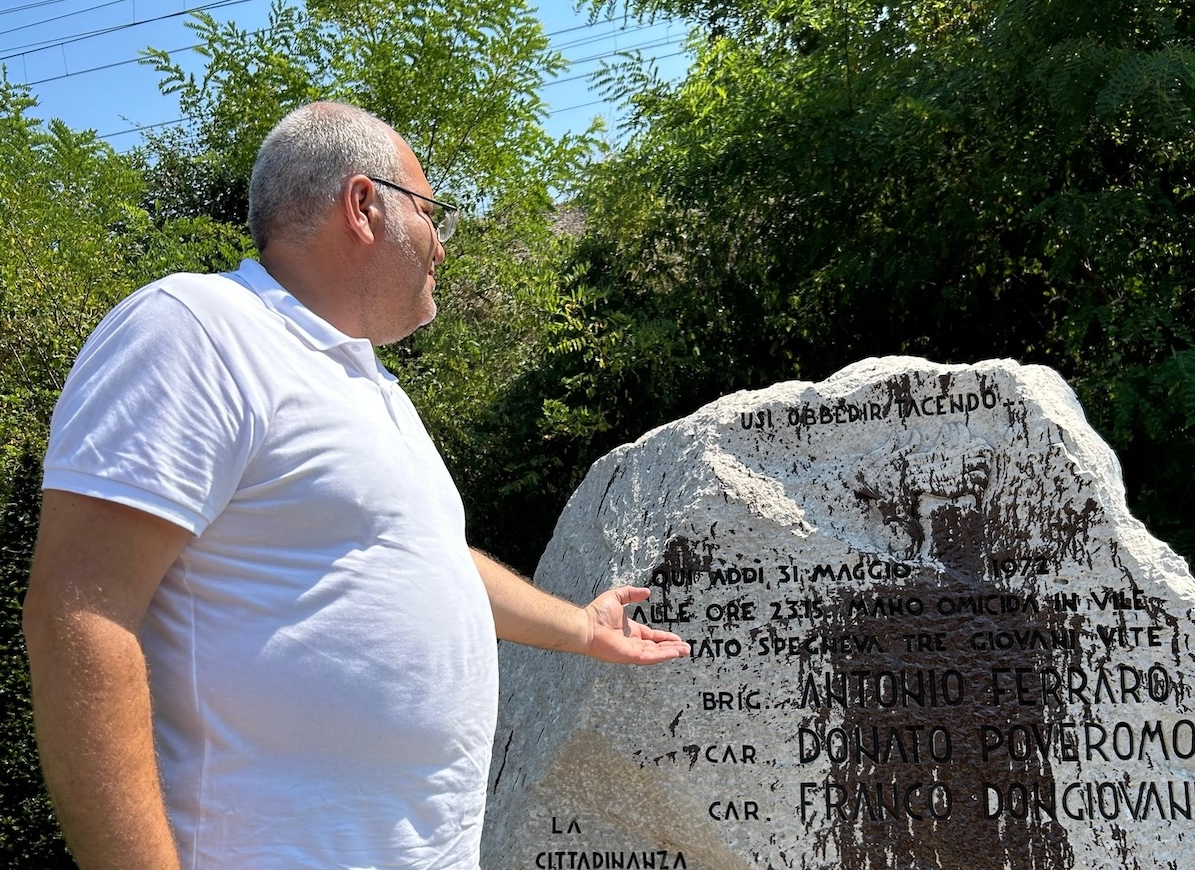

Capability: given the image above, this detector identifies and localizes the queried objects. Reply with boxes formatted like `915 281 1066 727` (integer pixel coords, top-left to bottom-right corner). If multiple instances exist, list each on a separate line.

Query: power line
2 2 661 59
21 39 203 85
0 0 125 38
20 30 684 92
563 35 684 69
545 49 689 108
7 0 689 145
16 28 683 87
105 116 186 140
551 21 658 52
0 0 256 57
14 18 684 92
104 47 689 146
0 0 78 18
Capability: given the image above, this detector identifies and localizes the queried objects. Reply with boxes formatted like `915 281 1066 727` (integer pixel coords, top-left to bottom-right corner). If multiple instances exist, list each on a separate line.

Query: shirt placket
340 341 410 436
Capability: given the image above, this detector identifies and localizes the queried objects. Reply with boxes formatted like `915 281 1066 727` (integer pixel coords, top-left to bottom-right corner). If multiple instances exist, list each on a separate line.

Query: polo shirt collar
228 259 394 383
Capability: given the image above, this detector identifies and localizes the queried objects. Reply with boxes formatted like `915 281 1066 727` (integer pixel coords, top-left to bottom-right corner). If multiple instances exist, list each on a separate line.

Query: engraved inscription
486 360 1195 870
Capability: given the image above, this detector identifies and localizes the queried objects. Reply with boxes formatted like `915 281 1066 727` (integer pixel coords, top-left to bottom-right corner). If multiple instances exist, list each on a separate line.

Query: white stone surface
483 357 1195 870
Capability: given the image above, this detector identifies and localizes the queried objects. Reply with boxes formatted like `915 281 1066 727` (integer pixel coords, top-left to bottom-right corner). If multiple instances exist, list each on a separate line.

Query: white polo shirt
43 259 499 869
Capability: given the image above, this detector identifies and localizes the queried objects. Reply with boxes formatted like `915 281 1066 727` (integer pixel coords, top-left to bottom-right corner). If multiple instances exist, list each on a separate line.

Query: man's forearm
470 549 590 652
24 608 181 870
470 548 690 665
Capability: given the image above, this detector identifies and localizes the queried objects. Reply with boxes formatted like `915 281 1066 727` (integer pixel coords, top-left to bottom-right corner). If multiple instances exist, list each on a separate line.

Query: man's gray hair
248 102 403 250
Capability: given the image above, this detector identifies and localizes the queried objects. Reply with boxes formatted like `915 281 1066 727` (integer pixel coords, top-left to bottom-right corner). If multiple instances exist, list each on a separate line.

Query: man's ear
342 175 378 244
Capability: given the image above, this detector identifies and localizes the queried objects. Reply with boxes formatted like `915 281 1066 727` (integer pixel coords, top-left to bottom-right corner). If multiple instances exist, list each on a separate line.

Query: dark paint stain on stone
818 466 1081 868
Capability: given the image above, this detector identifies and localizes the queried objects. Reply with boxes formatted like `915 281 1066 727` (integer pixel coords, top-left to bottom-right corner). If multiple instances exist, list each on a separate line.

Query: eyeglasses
366 176 459 243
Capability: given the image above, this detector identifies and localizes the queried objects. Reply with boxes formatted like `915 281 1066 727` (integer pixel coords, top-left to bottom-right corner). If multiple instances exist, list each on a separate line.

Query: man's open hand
583 586 691 664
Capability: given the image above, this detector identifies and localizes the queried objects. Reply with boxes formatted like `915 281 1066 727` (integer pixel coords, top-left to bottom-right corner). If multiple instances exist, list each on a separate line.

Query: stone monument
483 357 1195 870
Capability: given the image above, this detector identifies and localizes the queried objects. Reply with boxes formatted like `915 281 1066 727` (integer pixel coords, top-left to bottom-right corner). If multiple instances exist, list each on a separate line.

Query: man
22 102 689 870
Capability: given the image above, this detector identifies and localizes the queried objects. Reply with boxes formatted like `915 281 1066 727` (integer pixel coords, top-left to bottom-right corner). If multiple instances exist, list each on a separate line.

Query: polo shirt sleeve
43 284 260 536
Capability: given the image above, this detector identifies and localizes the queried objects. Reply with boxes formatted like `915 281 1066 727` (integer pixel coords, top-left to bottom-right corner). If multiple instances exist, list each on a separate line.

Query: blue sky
0 0 691 150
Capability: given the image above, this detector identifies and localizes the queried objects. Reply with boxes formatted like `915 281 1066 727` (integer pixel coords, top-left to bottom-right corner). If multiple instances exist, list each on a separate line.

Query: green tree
538 0 1195 563
0 74 252 865
142 0 586 215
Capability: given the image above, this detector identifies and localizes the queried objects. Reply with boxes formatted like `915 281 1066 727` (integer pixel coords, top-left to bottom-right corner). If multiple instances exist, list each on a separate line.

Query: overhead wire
109 45 689 146
17 26 683 89
1 0 127 39
0 0 82 17
0 0 258 57
111 49 688 154
1 3 659 61
20 39 203 85
4 0 688 145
